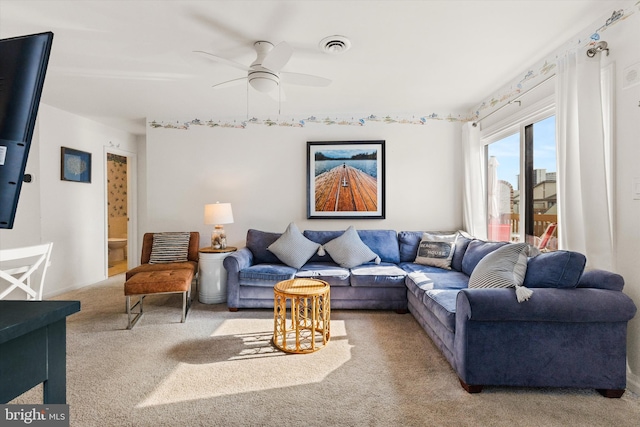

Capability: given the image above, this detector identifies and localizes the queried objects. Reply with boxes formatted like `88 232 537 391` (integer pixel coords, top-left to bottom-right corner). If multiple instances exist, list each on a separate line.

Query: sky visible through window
488 116 556 189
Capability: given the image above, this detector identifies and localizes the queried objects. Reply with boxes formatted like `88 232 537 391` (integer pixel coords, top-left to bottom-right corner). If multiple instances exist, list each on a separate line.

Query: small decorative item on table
273 278 330 354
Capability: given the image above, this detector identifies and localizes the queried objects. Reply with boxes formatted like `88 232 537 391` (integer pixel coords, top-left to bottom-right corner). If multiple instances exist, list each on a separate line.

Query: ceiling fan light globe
248 71 279 92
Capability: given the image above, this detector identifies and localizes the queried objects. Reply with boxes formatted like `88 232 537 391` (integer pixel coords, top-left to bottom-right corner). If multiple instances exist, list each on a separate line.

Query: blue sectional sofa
224 229 408 311
223 228 637 397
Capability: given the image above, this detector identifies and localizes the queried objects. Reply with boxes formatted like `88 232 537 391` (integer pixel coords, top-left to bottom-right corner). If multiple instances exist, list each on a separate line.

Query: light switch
634 178 640 200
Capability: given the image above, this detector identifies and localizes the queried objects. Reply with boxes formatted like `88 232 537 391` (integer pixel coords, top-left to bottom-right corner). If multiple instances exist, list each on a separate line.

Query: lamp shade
204 203 234 225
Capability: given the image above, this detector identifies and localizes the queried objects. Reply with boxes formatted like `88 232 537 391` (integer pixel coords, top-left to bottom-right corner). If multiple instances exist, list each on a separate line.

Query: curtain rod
472 74 556 127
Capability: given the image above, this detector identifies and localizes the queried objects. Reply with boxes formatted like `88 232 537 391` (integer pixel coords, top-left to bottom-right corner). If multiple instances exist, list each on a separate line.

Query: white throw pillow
467 243 533 302
414 232 457 270
267 223 321 269
322 226 380 269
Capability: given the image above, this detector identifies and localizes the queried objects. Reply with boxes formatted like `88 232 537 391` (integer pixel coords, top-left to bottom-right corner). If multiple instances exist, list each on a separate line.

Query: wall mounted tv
0 32 53 229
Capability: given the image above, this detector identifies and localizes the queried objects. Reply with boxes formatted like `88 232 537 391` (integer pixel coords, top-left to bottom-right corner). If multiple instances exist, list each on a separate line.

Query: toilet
108 238 127 263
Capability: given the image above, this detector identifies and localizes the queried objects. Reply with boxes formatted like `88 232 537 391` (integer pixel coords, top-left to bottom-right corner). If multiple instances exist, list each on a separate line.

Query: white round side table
198 247 237 304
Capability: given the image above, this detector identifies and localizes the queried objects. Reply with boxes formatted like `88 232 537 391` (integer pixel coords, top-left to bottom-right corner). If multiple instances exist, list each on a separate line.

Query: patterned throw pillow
414 232 457 270
467 243 534 302
267 223 321 269
148 232 190 264
322 226 380 269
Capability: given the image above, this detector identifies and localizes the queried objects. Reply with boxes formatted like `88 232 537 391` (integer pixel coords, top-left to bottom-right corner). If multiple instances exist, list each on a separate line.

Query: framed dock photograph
307 140 385 219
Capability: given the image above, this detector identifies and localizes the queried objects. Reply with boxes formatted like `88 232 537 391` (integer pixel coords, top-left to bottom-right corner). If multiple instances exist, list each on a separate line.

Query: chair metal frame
0 243 53 300
126 287 192 330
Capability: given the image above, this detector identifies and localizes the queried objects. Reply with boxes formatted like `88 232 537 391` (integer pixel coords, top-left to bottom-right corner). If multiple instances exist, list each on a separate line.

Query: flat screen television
0 32 53 229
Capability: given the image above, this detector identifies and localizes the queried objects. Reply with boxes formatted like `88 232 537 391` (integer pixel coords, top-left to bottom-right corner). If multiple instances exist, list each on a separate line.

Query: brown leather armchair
123 232 199 329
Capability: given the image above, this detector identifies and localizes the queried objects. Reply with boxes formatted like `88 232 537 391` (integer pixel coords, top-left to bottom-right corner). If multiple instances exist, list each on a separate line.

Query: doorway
105 148 137 277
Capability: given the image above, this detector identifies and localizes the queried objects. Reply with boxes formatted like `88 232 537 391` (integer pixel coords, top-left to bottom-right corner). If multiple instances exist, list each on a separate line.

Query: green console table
0 300 80 404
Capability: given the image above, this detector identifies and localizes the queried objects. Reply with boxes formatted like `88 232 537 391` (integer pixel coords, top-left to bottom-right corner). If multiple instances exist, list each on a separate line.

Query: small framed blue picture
61 147 91 183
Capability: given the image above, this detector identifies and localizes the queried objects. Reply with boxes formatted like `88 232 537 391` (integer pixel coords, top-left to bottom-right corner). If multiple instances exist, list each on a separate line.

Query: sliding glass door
485 114 558 250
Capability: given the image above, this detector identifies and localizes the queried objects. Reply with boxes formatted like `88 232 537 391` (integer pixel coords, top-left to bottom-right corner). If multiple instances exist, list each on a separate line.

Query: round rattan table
272 278 330 354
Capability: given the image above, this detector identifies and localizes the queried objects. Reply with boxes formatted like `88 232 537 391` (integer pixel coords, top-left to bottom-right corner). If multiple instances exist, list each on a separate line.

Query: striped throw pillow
148 232 191 264
468 243 533 302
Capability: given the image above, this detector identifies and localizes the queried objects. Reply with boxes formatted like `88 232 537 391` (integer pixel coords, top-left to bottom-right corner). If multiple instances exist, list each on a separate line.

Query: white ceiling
0 0 622 134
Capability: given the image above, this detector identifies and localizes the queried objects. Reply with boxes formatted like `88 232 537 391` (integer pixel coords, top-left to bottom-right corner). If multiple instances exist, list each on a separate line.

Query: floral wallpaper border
471 2 638 121
148 2 638 131
148 112 472 130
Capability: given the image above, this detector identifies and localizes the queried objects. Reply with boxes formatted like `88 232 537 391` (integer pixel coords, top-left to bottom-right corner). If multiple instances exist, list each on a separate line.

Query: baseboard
627 366 640 395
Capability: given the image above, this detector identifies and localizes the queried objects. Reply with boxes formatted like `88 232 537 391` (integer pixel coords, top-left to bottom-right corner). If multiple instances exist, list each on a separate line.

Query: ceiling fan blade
212 77 248 90
186 10 254 45
193 50 250 72
262 42 293 72
280 72 331 87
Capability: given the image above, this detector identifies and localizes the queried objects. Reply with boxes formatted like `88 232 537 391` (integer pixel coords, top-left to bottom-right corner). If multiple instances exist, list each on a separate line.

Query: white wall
604 8 640 393
0 105 139 297
144 120 463 249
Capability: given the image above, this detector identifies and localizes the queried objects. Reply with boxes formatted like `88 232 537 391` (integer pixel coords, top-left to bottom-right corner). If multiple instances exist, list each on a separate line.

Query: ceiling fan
194 41 331 95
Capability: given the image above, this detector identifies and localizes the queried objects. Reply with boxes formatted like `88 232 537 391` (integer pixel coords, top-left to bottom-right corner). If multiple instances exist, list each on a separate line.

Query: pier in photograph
314 164 377 212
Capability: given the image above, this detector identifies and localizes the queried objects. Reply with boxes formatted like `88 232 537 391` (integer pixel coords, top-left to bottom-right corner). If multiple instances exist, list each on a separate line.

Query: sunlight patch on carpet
136 319 351 407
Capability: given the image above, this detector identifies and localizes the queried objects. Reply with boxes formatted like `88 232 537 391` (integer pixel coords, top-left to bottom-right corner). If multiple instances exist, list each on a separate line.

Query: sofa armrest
223 247 254 310
457 288 637 323
577 269 624 291
223 247 254 273
454 287 637 390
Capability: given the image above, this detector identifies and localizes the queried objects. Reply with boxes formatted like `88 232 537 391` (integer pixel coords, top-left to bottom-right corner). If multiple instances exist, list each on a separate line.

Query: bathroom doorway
105 148 137 278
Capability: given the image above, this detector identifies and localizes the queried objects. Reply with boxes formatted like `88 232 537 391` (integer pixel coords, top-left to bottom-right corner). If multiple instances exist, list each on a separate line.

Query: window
484 109 558 250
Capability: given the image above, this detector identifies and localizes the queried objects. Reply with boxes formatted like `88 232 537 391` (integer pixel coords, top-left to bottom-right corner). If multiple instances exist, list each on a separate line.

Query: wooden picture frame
61 147 91 183
307 140 385 219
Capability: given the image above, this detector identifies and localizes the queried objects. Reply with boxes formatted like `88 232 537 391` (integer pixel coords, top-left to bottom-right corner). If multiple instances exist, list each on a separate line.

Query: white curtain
462 122 487 239
556 49 613 270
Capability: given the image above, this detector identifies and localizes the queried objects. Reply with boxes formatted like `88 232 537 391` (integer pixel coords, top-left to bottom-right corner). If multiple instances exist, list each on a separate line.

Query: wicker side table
273 278 330 354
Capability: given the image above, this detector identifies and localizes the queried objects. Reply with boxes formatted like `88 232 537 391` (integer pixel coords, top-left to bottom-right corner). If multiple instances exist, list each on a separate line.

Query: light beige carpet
11 274 640 426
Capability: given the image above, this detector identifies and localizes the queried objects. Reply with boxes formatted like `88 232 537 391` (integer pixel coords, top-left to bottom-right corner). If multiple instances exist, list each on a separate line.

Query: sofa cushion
295 262 350 287
414 232 457 270
451 232 473 272
398 231 423 262
148 232 190 264
267 223 321 269
321 226 380 268
461 239 509 276
523 250 586 289
246 229 282 264
238 264 297 287
350 263 407 287
305 229 400 264
403 263 470 289
423 289 459 333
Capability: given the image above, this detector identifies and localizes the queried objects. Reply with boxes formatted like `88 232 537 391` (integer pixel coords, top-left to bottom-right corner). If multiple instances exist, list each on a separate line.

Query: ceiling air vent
319 36 351 54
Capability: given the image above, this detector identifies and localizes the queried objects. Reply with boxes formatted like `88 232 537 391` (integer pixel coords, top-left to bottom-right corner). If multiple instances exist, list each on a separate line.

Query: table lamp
204 202 234 249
